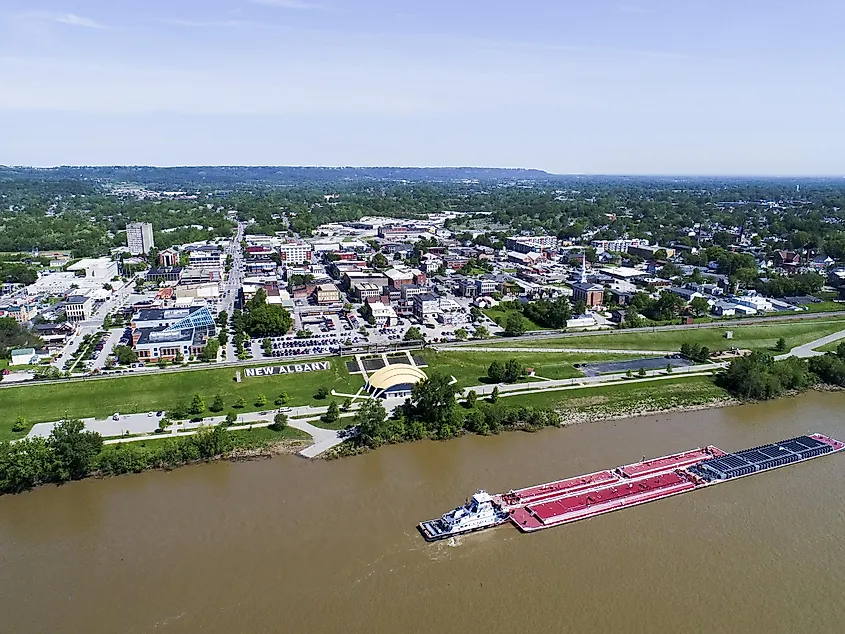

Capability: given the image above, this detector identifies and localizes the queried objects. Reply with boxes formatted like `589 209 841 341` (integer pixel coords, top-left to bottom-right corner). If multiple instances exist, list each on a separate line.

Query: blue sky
1 1 843 174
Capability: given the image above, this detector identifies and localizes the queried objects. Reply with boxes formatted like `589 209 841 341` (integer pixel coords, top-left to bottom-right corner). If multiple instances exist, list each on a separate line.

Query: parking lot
577 356 695 377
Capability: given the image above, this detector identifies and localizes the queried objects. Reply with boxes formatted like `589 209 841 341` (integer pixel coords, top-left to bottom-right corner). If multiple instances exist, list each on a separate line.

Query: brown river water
2 392 845 634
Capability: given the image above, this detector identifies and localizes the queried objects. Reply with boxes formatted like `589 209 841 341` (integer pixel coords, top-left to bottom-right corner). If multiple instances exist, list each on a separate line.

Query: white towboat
417 490 510 541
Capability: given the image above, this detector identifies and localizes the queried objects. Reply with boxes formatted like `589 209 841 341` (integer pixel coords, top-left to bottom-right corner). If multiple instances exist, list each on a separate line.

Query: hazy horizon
2 1 844 175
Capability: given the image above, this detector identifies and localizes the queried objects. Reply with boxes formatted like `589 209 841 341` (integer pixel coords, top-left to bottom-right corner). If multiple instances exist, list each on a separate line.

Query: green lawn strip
802 301 845 314
424 350 634 389
99 425 310 453
0 360 42 371
478 318 845 353
814 340 845 353
483 306 549 331
497 375 730 416
0 358 363 440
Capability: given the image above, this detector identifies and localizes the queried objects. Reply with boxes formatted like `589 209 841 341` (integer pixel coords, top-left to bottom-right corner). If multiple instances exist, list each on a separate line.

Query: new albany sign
243 361 331 378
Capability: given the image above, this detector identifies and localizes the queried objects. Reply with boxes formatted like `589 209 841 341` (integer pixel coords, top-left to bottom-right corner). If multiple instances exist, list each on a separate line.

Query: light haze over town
1 0 843 174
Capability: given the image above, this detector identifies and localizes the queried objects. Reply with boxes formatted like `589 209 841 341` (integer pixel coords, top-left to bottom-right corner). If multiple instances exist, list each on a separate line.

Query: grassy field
802 301 845 314
424 350 633 389
479 318 845 353
483 306 548 331
98 425 311 456
814 340 845 353
501 375 731 417
0 358 364 440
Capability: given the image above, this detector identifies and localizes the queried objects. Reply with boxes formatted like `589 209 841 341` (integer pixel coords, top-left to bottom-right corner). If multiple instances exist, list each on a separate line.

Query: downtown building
126 222 155 255
130 306 217 362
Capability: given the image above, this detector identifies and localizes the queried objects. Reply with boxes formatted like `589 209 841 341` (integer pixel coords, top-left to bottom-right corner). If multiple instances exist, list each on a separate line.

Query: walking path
27 406 359 458
782 329 845 359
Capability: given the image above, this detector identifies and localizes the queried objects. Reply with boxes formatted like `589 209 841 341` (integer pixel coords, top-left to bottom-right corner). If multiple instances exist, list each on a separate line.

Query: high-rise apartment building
127 222 155 255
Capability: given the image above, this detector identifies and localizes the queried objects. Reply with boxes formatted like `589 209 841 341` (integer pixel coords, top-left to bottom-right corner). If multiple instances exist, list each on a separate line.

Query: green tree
247 304 293 337
404 326 424 341
464 409 489 435
472 325 489 340
774 337 787 352
234 396 246 409
169 400 189 419
341 398 352 411
225 411 238 426
218 330 229 347
173 349 184 365
322 402 340 425
638 367 647 377
503 358 525 383
504 313 526 336
245 287 268 312
188 393 205 416
315 386 330 399
275 392 289 406
209 392 225 412
454 328 468 341
487 360 506 383
113 345 138 365
190 424 231 459
262 337 273 355
626 369 633 378
371 253 388 268
271 412 288 431
255 394 268 407
355 398 388 447
202 338 220 361
464 389 477 409
405 372 459 432
12 416 27 433
489 386 500 404
47 419 103 481
0 436 53 493
689 296 710 317
666 363 673 374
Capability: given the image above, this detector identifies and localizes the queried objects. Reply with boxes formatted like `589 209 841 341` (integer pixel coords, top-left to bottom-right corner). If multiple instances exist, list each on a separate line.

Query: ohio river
2 392 845 633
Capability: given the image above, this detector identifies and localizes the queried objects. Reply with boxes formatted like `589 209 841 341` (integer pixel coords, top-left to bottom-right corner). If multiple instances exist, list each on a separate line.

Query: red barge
418 433 845 539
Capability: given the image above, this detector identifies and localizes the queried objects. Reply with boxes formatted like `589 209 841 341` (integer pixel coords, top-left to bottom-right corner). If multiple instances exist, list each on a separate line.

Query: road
222 222 245 363
442 310 845 349
27 405 357 458
438 346 678 356
50 275 139 370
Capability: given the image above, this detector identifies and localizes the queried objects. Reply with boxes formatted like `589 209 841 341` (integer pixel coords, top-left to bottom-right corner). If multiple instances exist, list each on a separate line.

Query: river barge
418 433 844 539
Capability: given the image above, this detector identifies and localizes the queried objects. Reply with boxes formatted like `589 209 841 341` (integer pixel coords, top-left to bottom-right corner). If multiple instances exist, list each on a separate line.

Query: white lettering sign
243 361 331 378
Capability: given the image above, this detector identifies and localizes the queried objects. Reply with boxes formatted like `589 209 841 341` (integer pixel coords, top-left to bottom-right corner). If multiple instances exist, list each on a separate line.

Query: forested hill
0 166 551 188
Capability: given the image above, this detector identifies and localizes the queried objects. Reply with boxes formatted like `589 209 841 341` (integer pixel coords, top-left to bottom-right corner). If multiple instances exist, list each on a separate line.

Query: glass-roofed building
130 306 217 362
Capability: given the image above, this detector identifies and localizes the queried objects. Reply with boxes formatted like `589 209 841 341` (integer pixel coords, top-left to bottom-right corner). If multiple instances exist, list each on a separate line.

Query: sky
1 0 844 174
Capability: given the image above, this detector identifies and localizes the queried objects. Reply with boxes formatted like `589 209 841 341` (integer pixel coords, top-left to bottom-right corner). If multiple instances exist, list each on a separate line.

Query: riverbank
0 424 311 495
326 376 735 459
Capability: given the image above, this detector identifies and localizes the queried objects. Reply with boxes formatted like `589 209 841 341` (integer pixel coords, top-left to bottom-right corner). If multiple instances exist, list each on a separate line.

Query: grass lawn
814 340 845 353
801 301 845 314
479 318 845 353
500 375 730 414
0 360 42 371
0 358 363 440
424 350 633 389
483 306 548 332
98 425 311 455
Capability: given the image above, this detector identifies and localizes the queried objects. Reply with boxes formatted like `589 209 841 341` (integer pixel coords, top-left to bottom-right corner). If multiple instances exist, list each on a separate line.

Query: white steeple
580 253 587 284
